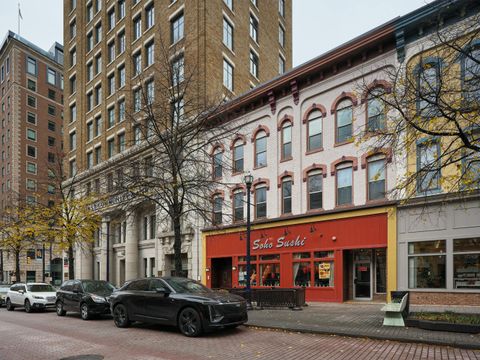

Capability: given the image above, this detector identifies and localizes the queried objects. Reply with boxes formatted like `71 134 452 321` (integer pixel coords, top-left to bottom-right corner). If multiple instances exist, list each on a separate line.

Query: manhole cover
60 355 104 360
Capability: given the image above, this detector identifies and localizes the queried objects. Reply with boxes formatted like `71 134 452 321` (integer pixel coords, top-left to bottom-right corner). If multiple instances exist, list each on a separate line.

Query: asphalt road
0 308 478 360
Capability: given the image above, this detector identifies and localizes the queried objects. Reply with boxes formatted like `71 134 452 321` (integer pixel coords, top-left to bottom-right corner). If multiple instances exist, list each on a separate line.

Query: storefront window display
291 251 335 287
408 240 446 289
453 238 480 289
238 256 257 287
294 262 311 286
314 261 334 287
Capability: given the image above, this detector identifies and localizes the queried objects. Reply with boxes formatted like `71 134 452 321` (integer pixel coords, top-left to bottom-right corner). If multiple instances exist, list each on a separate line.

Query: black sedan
56 279 115 320
109 277 248 337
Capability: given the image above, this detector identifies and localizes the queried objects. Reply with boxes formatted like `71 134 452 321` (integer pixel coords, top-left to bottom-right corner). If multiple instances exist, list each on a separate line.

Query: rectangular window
133 52 142 76
70 104 77 122
108 41 115 63
87 32 94 52
408 240 446 289
70 75 76 94
171 13 184 44
213 152 222 179
417 140 440 194
95 54 102 74
48 136 55 147
118 0 125 19
27 145 36 158
27 162 37 174
146 42 154 66
223 18 233 50
308 171 323 210
336 166 352 205
70 48 77 67
118 99 125 122
336 104 353 143
47 68 57 85
249 15 258 43
95 146 102 164
48 121 56 131
307 112 322 151
133 17 142 40
223 59 233 91
255 134 267 167
146 80 154 105
281 178 292 214
279 25 285 47
95 23 102 43
172 55 184 86
453 238 480 290
118 133 125 152
108 139 115 158
27 95 36 108
27 79 36 91
255 186 267 219
87 62 93 81
48 152 55 163
95 85 102 105
249 51 258 78
48 105 56 116
118 66 126 88
27 129 36 141
224 0 233 10
213 196 223 225
149 215 156 239
279 56 285 74
87 121 93 141
69 131 76 150
146 5 154 29
108 74 115 95
108 107 115 128
134 89 141 112
87 151 93 169
118 31 126 54
279 0 285 17
108 9 115 30
86 3 93 22
26 179 37 191
87 92 93 111
134 126 142 145
95 116 102 137
172 98 184 124
233 191 244 222
27 57 37 75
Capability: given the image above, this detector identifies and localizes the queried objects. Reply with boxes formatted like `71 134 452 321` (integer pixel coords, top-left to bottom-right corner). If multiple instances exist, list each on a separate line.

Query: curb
244 323 480 350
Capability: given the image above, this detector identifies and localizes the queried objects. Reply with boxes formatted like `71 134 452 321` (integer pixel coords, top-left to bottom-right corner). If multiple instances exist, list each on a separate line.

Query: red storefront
205 212 389 302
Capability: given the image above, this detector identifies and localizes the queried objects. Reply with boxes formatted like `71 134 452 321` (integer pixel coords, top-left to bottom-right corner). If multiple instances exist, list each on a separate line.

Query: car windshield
163 278 212 294
27 284 56 292
82 280 115 293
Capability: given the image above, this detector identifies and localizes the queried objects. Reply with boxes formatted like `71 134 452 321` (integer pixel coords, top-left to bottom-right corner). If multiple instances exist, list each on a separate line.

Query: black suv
56 280 115 320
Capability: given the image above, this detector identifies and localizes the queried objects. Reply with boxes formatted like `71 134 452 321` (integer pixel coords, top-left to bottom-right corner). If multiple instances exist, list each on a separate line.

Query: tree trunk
15 250 21 283
68 244 75 280
173 215 183 277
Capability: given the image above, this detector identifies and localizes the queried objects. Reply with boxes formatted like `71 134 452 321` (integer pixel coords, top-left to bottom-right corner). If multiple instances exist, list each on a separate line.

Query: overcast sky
0 0 432 66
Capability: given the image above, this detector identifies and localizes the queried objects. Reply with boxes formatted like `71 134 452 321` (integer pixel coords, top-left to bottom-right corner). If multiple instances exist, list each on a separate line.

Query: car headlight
91 295 107 303
208 305 224 323
33 296 44 300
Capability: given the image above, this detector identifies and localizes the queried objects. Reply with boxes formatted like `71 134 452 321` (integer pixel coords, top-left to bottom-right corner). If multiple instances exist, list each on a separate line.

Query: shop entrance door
211 258 232 289
353 261 372 300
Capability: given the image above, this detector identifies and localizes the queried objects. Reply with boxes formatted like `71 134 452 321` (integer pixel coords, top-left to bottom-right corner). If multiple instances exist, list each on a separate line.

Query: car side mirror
18 290 25 294
155 288 171 296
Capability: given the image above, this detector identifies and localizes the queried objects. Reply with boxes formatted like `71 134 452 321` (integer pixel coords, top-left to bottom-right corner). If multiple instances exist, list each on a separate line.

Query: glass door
353 261 372 300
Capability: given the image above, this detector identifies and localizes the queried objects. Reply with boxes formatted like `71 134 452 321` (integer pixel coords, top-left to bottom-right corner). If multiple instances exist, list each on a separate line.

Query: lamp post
243 173 254 310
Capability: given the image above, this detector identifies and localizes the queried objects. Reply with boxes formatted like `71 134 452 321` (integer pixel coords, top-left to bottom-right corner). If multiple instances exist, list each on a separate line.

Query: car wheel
56 301 66 316
24 299 33 313
80 303 91 320
113 304 130 328
6 299 14 311
178 307 203 337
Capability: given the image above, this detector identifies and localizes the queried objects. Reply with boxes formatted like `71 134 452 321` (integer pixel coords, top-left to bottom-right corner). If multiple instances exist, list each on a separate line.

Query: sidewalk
245 302 480 349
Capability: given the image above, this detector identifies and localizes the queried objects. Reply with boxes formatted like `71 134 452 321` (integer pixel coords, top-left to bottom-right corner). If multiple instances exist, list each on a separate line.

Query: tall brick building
64 0 292 284
0 31 64 283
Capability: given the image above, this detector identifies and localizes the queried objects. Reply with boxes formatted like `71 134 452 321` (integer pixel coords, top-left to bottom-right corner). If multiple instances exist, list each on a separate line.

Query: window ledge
334 139 354 147
254 165 267 170
306 148 323 156
280 157 292 163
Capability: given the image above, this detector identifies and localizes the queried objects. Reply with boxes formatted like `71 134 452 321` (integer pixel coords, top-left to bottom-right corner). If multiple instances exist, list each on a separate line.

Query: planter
405 318 480 334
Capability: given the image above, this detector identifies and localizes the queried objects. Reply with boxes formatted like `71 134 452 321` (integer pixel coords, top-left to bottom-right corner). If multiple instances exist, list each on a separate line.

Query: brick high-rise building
64 0 292 284
0 31 64 283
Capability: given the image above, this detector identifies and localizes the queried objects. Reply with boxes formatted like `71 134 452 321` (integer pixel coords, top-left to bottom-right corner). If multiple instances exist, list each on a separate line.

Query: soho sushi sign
252 235 307 250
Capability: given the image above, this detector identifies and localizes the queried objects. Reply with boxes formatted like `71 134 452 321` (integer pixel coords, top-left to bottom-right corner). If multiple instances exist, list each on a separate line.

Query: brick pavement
0 308 479 360
246 302 480 349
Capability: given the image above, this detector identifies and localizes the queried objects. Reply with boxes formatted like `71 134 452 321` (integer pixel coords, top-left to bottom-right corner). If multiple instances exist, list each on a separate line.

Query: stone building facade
64 0 292 285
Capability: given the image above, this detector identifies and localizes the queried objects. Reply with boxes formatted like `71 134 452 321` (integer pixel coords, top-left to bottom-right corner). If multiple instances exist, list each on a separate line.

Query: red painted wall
205 213 388 302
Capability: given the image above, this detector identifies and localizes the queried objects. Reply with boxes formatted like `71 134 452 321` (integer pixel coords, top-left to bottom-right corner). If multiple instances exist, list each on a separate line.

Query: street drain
60 355 104 360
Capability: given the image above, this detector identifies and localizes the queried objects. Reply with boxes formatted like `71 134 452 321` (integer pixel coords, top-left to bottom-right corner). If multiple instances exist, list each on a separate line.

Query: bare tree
110 35 237 276
358 10 480 199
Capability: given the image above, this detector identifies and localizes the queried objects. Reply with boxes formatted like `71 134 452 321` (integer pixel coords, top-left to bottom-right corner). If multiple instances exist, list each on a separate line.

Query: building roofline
0 30 63 65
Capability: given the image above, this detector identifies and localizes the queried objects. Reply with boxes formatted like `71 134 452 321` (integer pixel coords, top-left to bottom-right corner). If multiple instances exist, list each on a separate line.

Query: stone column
99 218 111 281
125 211 139 281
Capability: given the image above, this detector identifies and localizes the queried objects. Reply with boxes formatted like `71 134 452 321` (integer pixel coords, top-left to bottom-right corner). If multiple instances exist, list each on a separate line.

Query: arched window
254 184 267 219
335 100 353 143
307 110 322 152
254 131 267 168
366 88 385 132
212 147 223 179
232 139 244 173
281 122 292 160
336 162 353 205
212 195 223 225
281 176 292 214
367 155 386 201
462 41 480 103
307 170 322 210
417 59 441 116
233 189 244 222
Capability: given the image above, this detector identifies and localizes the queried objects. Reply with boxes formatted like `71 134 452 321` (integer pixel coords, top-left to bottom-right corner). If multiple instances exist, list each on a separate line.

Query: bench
381 293 408 326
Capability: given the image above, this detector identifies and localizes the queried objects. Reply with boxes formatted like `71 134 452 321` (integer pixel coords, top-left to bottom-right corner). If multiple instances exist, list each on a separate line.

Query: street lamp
243 173 254 310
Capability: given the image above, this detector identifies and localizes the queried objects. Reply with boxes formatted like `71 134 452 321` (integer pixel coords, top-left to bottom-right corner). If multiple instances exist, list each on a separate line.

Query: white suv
6 283 57 313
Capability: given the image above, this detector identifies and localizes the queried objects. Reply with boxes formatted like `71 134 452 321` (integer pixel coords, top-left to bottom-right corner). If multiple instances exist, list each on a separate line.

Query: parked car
6 283 57 312
56 279 115 320
109 277 248 337
0 284 10 307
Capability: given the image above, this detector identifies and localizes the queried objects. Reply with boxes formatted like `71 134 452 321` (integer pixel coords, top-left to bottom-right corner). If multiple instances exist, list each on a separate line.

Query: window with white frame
255 185 267 219
408 240 446 289
233 190 244 222
250 51 258 78
367 155 386 201
307 110 322 152
335 99 353 143
249 15 258 42
223 59 233 91
336 164 352 205
213 196 223 225
223 18 233 50
281 177 292 214
307 171 322 210
171 13 184 44
281 121 292 159
254 131 267 167
416 139 440 194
